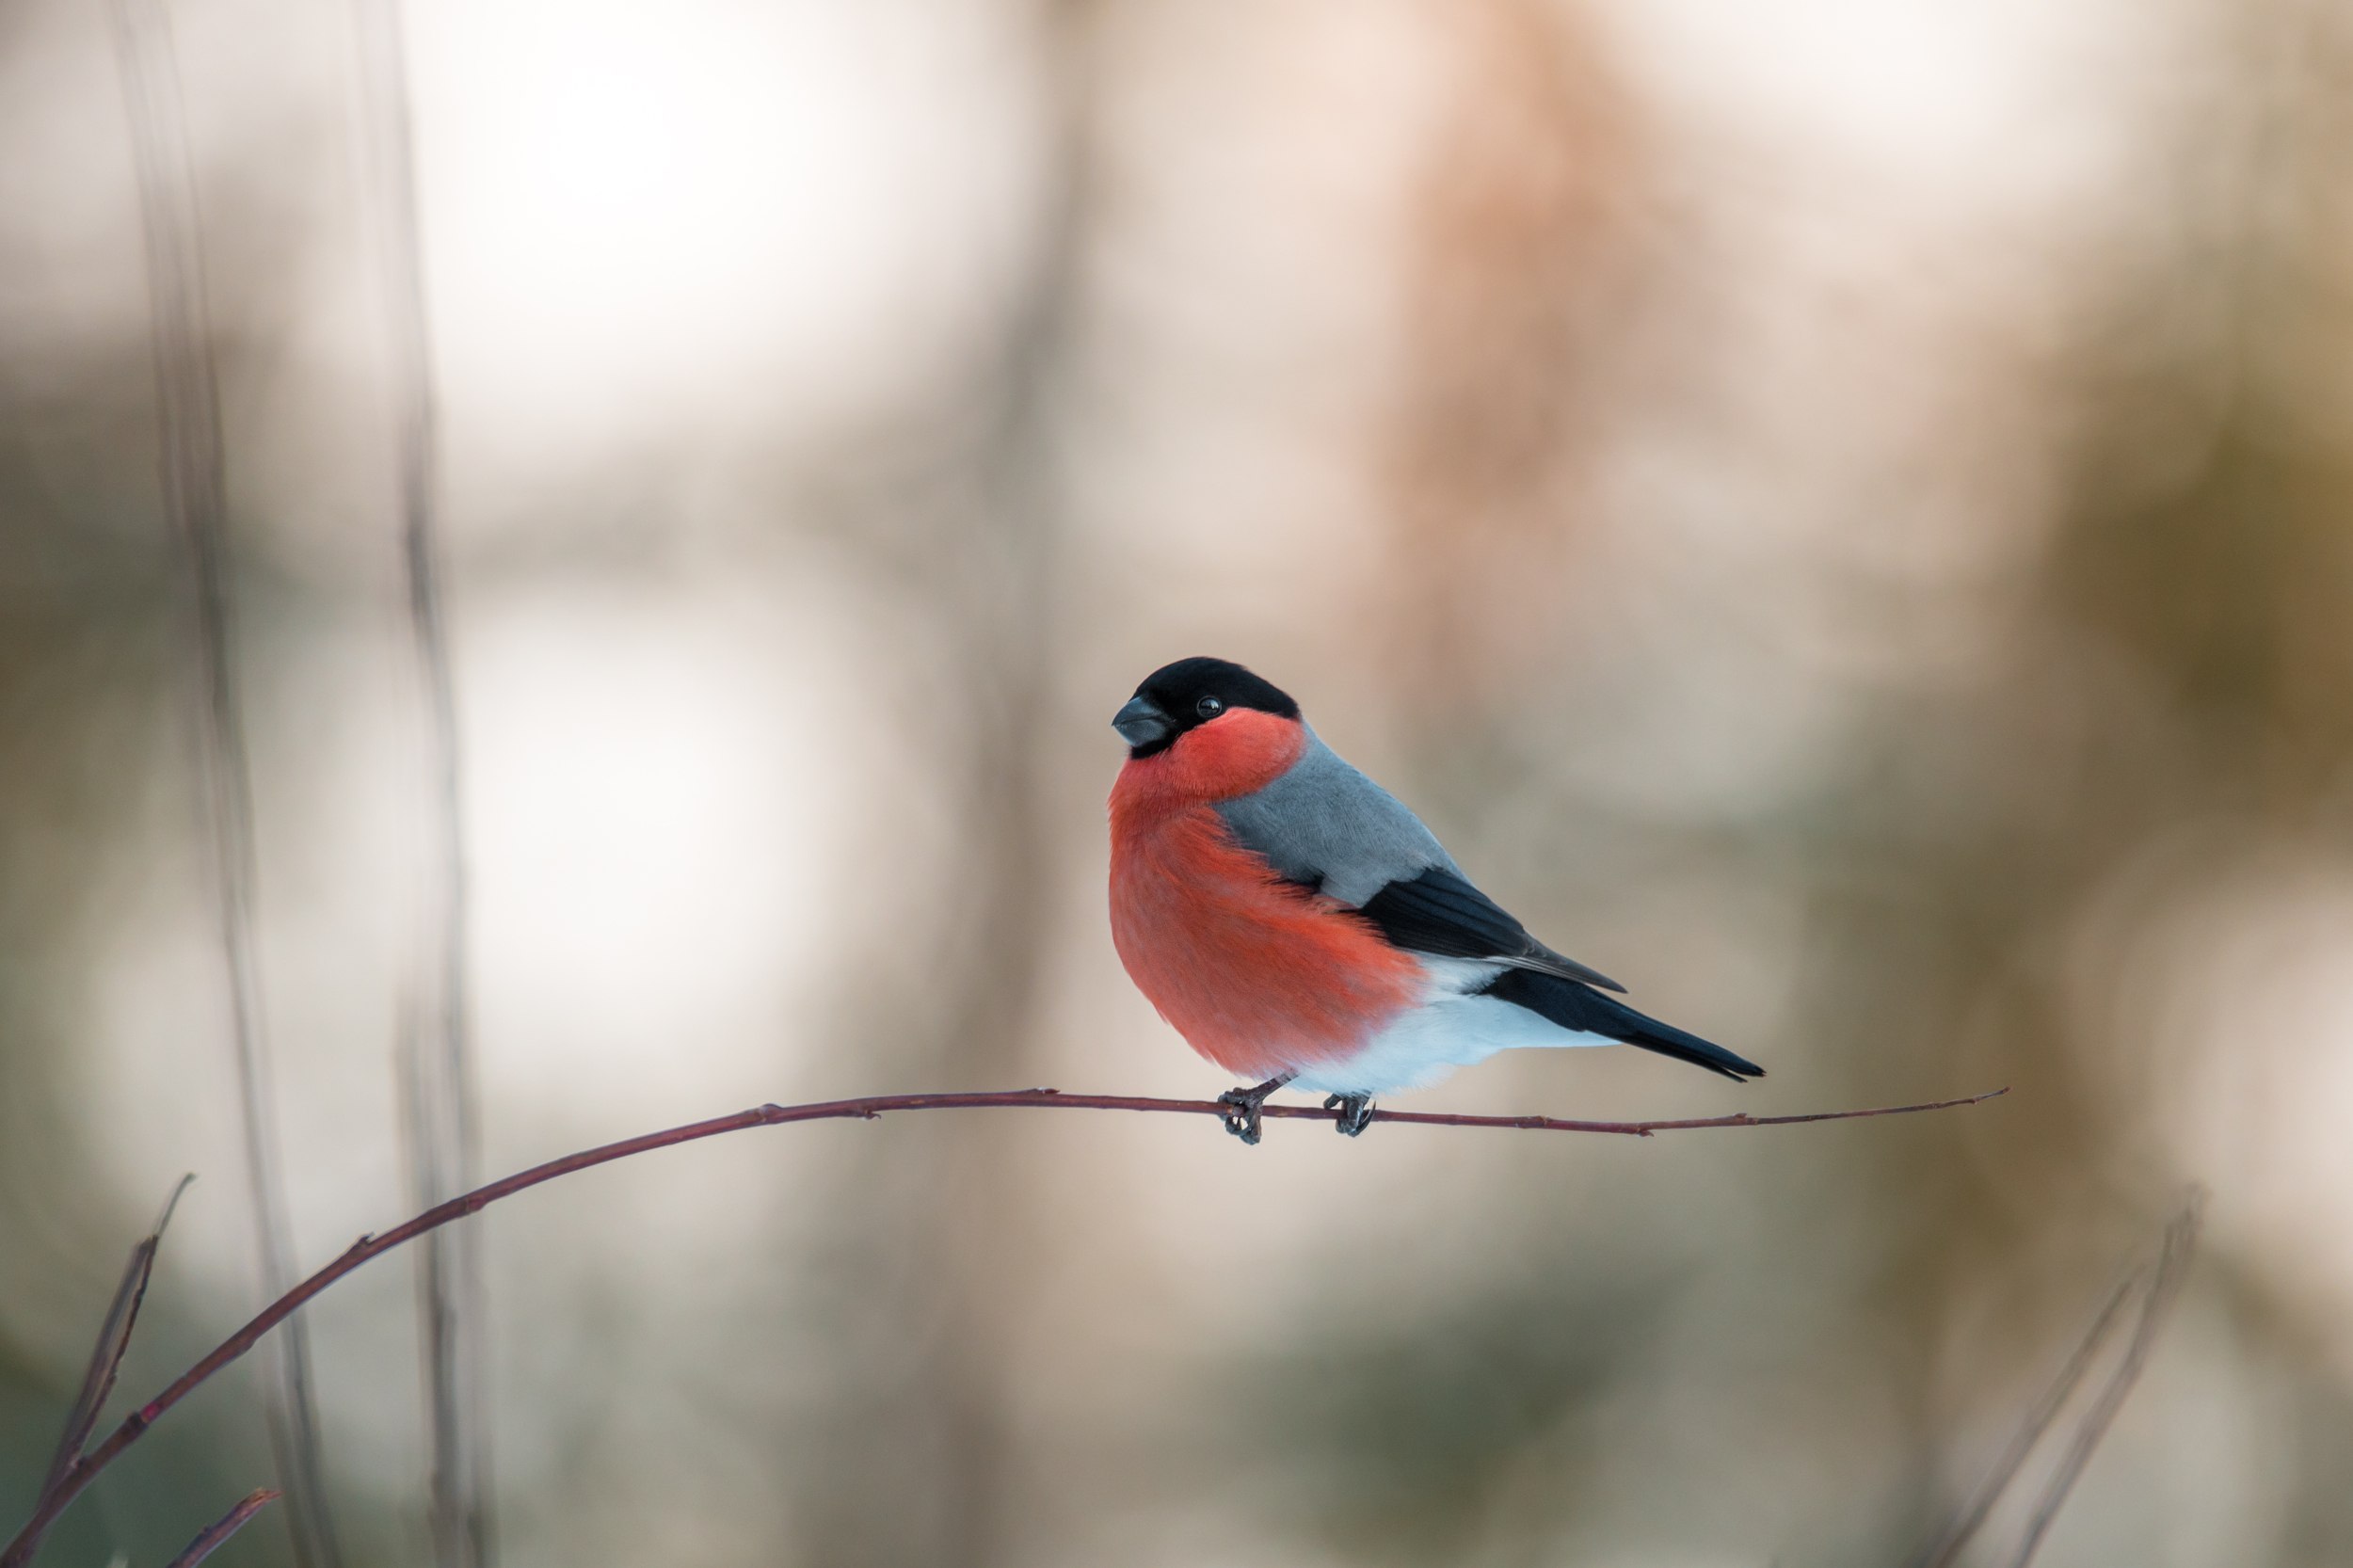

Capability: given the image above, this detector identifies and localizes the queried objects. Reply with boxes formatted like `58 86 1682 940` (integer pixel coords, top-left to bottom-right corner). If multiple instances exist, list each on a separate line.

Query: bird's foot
1323 1093 1376 1136
1217 1074 1294 1145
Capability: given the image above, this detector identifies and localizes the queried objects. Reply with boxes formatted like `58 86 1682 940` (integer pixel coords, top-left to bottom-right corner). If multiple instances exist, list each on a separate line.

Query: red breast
1109 710 1421 1080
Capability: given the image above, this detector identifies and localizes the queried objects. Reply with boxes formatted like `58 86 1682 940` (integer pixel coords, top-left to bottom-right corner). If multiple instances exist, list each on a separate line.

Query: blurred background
4 0 2352 1563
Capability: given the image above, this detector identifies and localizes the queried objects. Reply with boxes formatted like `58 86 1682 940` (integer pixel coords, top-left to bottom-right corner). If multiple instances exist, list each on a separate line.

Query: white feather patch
1288 958 1615 1096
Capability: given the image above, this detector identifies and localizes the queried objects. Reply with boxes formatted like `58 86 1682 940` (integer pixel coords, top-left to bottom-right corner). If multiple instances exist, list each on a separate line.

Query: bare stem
106 3 340 1561
163 1490 280 1568
0 1082 2002 1566
349 0 488 1560
1911 1190 2203 1568
1908 1266 2147 1568
2006 1195 2202 1568
39 1176 195 1497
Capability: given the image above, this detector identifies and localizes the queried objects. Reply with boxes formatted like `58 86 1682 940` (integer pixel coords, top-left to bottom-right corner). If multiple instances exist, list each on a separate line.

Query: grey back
1214 727 1457 905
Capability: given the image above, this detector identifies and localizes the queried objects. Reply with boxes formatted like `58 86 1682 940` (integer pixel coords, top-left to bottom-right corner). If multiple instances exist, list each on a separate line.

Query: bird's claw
1217 1074 1294 1144
1218 1088 1267 1144
1323 1093 1375 1136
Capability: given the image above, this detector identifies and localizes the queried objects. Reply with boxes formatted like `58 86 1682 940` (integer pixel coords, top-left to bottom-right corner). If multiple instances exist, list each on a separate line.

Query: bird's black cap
1113 657 1300 757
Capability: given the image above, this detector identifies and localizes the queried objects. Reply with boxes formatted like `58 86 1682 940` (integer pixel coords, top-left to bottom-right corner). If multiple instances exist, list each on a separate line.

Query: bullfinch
1108 656 1764 1143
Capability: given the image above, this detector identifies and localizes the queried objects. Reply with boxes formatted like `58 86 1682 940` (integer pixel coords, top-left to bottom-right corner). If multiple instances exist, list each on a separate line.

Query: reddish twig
0 1083 2003 1565
40 1176 194 1497
163 1490 280 1568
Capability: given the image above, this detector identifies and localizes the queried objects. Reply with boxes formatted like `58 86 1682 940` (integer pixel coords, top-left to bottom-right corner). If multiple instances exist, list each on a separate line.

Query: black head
1112 657 1301 758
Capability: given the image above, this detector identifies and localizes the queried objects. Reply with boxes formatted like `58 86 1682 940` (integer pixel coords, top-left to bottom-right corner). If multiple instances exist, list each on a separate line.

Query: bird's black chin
1112 696 1173 753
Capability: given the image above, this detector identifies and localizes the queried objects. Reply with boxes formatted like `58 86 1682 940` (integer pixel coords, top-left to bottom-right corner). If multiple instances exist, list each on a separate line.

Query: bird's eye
1196 696 1225 718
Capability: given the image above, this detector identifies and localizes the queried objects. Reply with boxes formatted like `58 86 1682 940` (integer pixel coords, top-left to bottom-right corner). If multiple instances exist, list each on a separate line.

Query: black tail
1482 968 1765 1081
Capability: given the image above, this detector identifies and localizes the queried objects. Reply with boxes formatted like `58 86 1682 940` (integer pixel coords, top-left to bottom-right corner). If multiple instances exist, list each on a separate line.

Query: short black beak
1112 696 1171 748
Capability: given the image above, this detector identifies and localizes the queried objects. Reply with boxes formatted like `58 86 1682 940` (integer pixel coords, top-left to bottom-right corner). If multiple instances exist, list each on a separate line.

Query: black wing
1354 866 1627 994
1481 968 1764 1080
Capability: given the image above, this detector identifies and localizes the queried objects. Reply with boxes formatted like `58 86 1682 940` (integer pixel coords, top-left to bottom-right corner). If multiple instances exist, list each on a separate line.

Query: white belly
1287 959 1615 1096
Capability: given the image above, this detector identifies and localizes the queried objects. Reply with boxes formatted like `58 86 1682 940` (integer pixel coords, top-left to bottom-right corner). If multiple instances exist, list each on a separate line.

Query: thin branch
2006 1194 2202 1568
1907 1266 2146 1568
1 1083 2001 1564
163 1490 281 1568
105 4 342 1563
40 1176 196 1497
1910 1191 2203 1568
349 0 488 1561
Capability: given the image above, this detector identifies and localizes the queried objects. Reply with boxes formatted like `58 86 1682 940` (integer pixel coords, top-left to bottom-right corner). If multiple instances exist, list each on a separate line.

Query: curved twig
1 1082 2004 1565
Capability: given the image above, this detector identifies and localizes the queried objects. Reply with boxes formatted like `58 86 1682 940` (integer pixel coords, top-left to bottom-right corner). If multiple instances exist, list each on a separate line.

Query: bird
1107 656 1763 1143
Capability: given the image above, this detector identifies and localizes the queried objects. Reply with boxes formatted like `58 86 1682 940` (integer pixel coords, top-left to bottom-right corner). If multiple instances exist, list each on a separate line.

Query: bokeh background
6 0 2353 1563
